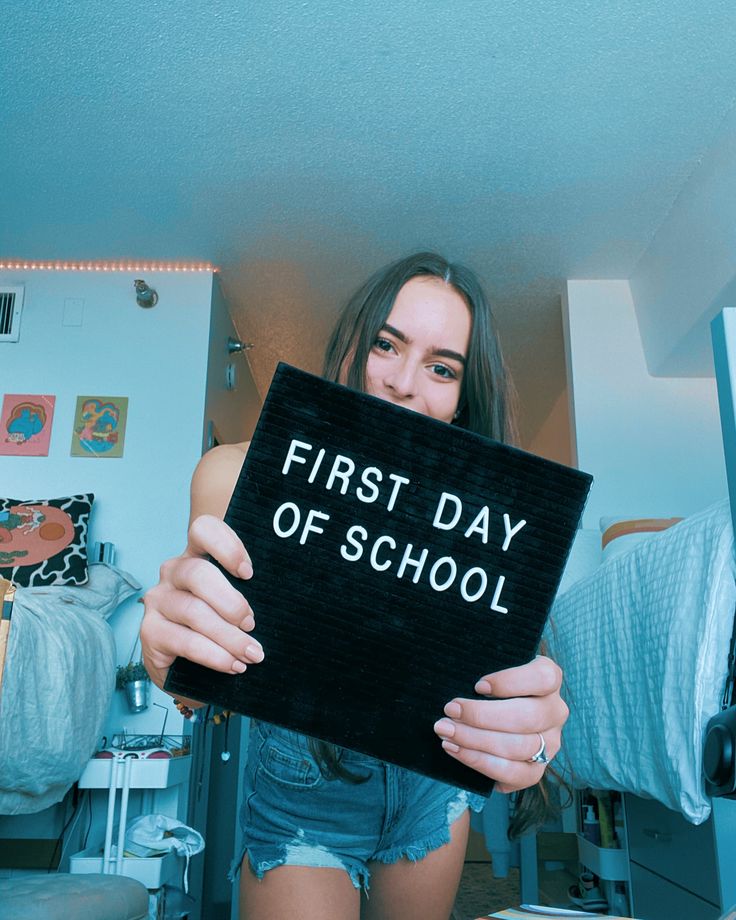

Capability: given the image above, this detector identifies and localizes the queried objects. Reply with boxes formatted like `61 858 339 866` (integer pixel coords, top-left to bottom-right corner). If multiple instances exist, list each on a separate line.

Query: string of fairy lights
0 261 218 273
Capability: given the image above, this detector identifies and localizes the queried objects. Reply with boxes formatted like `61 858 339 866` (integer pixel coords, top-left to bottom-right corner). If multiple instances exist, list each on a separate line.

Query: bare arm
189 441 249 523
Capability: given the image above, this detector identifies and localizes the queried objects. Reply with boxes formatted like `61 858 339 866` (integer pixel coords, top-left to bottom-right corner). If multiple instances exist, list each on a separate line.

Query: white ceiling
2 1 736 446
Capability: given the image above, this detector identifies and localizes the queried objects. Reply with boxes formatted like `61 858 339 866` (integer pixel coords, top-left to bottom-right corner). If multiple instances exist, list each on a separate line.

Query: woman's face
363 276 471 424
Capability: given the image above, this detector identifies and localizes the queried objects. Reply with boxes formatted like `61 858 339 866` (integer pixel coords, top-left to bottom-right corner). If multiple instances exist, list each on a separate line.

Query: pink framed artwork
0 394 56 456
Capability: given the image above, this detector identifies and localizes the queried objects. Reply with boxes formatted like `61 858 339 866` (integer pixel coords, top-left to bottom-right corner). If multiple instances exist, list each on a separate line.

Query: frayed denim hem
372 786 485 866
228 834 370 892
371 825 452 866
450 788 486 823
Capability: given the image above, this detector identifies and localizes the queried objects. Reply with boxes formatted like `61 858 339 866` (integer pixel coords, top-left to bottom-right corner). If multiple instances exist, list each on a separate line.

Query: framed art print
0 394 56 456
71 396 128 458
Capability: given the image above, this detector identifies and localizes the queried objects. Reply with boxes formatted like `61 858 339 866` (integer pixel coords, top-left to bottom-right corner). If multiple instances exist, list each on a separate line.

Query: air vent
0 285 24 342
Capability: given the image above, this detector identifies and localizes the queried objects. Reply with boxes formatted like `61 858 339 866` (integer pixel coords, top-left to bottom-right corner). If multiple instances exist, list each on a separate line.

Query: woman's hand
140 513 265 697
433 655 567 793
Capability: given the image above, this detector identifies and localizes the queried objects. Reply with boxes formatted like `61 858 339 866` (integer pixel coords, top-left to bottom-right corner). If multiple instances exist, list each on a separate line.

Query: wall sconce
134 279 158 308
228 336 254 354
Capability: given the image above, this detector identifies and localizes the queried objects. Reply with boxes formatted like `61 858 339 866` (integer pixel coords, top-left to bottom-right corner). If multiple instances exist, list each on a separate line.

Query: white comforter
546 498 735 824
0 563 140 814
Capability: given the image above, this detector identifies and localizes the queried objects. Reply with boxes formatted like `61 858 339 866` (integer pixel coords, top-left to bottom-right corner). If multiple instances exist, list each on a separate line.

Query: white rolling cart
70 743 192 893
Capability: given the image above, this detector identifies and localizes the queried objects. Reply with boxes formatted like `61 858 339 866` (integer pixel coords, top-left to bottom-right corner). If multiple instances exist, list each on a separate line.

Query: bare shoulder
190 441 251 521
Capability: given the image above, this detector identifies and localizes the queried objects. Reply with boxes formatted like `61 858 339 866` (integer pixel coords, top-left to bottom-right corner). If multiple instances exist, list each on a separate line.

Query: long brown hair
323 251 517 443
311 251 522 784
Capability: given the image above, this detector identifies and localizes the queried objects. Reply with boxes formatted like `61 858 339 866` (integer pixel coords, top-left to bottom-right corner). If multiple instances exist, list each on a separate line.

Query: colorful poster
71 396 128 458
0 394 56 456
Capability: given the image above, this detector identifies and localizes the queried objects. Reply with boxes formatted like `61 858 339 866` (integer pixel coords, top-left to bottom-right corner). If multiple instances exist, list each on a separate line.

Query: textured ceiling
2 1 736 447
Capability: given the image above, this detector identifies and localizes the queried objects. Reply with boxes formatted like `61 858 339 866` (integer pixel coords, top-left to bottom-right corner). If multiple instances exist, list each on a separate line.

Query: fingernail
237 561 253 579
475 679 492 695
444 701 462 719
232 661 247 673
442 739 460 754
240 614 255 631
433 718 456 739
248 645 265 663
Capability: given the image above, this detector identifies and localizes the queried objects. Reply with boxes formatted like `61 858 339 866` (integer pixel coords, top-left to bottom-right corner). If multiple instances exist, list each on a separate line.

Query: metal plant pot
124 678 151 713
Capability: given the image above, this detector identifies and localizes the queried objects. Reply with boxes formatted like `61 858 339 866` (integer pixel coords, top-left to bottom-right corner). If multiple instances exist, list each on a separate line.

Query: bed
0 562 141 815
545 499 735 825
535 310 736 917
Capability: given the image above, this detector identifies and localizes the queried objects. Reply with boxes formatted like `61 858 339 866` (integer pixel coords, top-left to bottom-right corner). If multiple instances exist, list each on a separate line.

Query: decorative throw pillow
0 494 94 586
600 515 682 561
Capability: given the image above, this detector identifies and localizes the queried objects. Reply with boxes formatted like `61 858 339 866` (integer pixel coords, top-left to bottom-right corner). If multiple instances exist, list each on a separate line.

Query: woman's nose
385 360 417 398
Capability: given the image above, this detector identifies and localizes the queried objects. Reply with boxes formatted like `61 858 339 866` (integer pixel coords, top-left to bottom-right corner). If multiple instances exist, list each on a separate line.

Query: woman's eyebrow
382 322 409 343
381 323 466 366
434 348 466 367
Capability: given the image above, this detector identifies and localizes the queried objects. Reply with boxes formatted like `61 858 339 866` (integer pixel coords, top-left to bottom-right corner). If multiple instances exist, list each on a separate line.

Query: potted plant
116 659 151 713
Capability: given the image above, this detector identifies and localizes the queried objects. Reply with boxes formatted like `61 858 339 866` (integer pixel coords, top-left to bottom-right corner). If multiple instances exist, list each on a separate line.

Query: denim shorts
231 719 486 891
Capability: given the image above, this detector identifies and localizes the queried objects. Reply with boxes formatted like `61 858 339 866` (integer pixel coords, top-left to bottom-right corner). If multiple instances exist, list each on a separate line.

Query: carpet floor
451 862 520 920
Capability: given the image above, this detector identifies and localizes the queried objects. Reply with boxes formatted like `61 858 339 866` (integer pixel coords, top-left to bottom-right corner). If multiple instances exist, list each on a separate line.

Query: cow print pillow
0 494 94 586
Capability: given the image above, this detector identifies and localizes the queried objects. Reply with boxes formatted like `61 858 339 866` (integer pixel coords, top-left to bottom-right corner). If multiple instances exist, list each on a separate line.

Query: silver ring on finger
528 732 550 765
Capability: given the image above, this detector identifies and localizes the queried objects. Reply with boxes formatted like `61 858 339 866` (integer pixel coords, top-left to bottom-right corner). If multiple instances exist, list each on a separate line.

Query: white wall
0 268 264 874
630 103 736 377
563 279 727 527
0 268 256 738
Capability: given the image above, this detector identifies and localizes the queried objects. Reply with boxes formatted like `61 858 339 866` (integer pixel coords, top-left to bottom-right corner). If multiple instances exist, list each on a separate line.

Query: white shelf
78 754 191 789
70 845 181 889
577 833 628 881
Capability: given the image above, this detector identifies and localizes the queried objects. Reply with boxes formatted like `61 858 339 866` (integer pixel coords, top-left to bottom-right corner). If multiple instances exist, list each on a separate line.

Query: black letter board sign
166 363 592 795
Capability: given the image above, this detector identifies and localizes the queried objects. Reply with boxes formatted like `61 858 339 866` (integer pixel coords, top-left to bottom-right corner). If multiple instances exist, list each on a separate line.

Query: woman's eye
373 337 394 353
431 363 457 379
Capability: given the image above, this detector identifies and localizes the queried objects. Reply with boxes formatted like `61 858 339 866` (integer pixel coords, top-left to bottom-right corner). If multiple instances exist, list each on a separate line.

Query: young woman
141 252 568 920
